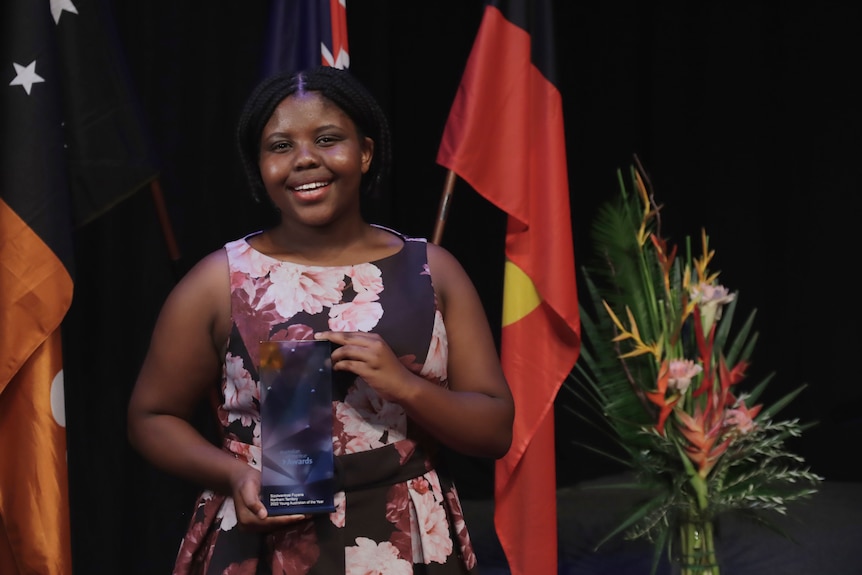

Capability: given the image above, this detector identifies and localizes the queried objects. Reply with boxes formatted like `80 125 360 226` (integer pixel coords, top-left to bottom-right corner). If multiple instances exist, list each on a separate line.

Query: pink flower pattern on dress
334 402 385 454
348 263 384 294
174 234 478 575
216 494 238 532
419 310 447 382
446 486 478 570
408 484 452 564
330 491 346 528
222 559 257 575
271 520 320 574
345 538 412 575
410 477 430 495
266 264 347 319
335 379 406 454
329 289 384 332
223 353 259 429
226 239 277 281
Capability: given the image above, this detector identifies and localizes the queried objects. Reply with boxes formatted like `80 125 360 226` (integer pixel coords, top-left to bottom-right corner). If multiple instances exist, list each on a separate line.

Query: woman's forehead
266 92 351 129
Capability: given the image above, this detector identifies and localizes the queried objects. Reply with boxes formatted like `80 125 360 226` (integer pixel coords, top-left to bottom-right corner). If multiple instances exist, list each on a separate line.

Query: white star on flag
9 61 45 95
50 0 78 24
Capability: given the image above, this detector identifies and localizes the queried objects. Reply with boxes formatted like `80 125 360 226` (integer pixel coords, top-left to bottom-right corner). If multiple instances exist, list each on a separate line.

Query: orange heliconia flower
675 406 731 478
645 360 680 434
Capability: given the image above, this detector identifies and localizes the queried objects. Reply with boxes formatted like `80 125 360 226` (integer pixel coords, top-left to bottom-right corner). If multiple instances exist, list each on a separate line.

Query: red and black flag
1 0 156 572
436 1 581 574
261 0 350 78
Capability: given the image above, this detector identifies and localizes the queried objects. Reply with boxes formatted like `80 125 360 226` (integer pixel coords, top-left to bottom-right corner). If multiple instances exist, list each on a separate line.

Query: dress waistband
334 440 432 492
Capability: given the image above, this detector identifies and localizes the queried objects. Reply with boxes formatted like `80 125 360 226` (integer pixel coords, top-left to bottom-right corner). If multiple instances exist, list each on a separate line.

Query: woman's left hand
314 331 414 403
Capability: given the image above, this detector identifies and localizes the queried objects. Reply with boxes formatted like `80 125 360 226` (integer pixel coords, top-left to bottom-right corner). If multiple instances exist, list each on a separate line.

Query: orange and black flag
436 1 580 574
1 1 156 573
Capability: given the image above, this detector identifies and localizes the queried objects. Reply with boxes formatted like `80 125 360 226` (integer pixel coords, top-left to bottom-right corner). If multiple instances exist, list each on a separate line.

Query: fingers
233 483 311 531
324 333 391 374
239 482 267 520
235 506 311 532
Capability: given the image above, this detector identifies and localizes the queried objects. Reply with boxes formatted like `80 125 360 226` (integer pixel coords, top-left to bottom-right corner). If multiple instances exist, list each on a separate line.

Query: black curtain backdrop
62 2 862 573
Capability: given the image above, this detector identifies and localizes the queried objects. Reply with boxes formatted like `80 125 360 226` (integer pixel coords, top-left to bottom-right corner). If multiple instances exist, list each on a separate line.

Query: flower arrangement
565 160 823 574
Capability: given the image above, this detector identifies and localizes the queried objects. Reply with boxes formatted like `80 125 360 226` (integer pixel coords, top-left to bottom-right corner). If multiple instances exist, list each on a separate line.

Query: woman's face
258 91 373 228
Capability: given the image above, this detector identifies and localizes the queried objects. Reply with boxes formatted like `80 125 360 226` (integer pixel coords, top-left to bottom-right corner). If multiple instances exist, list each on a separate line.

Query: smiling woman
126 65 514 574
54 2 862 574
254 91 374 244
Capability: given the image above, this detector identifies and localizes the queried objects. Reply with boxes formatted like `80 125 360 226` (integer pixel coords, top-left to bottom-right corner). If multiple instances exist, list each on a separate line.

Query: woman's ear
361 137 374 174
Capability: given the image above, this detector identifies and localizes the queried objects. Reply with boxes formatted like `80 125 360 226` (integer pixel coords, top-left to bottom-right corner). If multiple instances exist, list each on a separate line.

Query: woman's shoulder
174 247 229 294
156 246 230 338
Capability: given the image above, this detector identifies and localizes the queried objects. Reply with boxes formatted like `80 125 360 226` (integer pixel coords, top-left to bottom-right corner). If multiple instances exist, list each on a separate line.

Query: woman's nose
294 142 320 168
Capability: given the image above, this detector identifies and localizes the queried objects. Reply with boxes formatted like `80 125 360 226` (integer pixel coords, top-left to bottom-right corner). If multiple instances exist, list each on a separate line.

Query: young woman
127 66 514 574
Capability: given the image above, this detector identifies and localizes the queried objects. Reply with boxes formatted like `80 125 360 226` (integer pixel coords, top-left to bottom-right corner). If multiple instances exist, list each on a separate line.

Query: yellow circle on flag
502 260 542 327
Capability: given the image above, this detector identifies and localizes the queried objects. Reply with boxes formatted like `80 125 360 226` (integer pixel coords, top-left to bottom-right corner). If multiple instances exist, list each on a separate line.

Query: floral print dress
173 226 478 575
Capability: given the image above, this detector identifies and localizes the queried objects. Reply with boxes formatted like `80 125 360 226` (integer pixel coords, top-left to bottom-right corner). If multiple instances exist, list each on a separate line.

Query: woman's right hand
230 464 310 531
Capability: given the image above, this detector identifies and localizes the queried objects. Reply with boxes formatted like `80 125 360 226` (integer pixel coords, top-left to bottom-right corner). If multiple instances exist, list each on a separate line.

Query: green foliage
563 161 822 573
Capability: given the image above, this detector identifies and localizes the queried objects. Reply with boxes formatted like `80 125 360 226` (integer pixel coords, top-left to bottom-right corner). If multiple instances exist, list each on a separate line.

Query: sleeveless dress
173 226 478 575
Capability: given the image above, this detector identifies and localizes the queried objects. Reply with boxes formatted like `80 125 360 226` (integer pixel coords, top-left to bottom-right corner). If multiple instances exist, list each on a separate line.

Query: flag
1 0 157 572
261 0 350 78
1 1 75 572
436 1 580 574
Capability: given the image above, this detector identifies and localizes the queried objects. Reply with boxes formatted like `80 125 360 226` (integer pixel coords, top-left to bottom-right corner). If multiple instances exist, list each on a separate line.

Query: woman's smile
290 180 332 201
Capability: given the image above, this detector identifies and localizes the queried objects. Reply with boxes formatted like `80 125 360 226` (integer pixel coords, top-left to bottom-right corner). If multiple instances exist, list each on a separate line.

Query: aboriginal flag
1 0 156 573
436 1 581 573
261 0 350 78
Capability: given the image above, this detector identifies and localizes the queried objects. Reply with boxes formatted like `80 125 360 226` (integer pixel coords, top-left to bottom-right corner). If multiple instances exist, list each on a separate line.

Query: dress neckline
239 224 411 268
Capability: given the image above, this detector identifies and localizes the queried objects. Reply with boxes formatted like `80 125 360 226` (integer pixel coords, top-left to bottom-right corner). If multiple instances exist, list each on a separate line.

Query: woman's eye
273 141 290 151
317 135 338 146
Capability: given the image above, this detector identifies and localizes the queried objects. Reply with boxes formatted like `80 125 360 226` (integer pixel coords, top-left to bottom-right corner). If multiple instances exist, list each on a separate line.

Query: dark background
62 1 862 573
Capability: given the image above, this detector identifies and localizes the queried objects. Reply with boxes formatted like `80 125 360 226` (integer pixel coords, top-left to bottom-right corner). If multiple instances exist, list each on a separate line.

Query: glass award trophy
258 339 336 515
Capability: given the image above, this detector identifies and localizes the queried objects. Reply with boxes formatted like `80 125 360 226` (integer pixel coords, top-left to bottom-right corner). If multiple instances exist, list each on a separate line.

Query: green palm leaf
562 160 822 566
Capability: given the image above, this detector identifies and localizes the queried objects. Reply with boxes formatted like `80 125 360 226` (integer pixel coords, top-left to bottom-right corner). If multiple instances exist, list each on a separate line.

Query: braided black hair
236 66 392 211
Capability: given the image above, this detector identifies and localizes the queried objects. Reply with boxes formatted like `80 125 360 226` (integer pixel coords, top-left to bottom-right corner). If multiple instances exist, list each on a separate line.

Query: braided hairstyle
236 66 392 213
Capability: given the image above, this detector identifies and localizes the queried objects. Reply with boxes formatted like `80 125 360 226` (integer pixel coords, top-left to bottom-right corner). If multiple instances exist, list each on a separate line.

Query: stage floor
461 474 862 575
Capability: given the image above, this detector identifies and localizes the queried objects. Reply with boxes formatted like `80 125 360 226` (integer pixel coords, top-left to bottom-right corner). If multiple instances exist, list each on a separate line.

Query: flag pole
431 169 458 245
149 178 183 279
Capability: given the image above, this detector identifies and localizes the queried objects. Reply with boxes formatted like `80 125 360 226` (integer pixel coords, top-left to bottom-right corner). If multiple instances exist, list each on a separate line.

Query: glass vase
673 516 720 575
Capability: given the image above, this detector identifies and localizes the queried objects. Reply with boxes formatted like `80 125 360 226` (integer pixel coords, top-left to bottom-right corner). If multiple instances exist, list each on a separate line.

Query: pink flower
724 400 762 435
226 239 277 279
328 290 384 332
667 359 702 393
348 263 384 294
419 311 448 382
335 381 406 454
385 483 412 535
689 281 735 335
216 495 238 532
335 402 386 453
223 353 259 428
410 477 431 495
345 538 412 575
408 489 452 564
266 264 346 319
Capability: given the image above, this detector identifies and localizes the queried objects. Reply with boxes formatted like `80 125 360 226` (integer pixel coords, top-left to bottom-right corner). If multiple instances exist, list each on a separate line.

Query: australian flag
261 0 349 78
